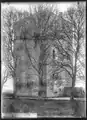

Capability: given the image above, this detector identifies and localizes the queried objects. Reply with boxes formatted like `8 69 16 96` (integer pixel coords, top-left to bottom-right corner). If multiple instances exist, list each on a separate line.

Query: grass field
2 96 86 118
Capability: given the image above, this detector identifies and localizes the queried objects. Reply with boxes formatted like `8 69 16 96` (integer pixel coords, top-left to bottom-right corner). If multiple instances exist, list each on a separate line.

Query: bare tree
2 7 30 94
51 2 85 99
2 7 17 93
3 3 85 98
23 4 59 97
2 5 55 97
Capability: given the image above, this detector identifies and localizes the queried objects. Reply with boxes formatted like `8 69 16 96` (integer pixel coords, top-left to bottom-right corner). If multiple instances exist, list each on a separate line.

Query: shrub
62 87 85 98
72 87 85 98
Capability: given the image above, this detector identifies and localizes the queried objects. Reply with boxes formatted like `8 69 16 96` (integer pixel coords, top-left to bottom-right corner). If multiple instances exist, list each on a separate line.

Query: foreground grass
2 96 86 118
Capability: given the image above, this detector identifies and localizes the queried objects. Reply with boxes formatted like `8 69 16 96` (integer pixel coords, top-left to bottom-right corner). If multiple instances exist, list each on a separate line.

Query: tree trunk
39 75 46 97
38 44 47 97
71 74 76 100
13 71 17 98
71 52 77 100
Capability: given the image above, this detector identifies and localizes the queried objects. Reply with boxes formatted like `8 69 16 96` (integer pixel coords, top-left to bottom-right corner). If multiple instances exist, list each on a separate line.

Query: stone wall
13 16 40 97
13 15 72 97
13 16 40 40
13 39 40 96
46 45 72 97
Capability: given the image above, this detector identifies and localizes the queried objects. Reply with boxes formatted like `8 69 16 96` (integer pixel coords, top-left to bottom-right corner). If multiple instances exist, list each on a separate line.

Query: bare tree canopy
2 2 85 98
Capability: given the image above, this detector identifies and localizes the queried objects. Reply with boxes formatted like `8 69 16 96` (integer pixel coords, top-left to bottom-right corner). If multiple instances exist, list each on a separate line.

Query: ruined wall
47 44 72 97
13 15 72 97
13 16 40 40
13 16 40 96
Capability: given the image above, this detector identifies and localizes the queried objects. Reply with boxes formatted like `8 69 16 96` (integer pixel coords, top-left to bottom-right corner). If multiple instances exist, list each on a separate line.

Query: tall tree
52 2 85 99
27 4 58 97
2 4 59 97
2 6 30 94
66 2 85 99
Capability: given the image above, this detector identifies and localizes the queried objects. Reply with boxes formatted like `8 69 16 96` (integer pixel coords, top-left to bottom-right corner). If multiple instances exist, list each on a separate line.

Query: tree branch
24 40 39 74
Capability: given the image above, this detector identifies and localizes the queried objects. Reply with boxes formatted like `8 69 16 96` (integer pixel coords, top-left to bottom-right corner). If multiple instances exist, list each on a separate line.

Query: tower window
53 49 55 59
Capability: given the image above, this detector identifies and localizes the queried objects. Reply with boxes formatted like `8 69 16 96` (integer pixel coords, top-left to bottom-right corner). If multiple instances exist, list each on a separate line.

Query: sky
1 2 85 93
2 2 73 12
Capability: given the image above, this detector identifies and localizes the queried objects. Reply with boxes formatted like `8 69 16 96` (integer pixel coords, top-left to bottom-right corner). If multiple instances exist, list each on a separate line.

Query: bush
72 87 85 98
62 87 85 98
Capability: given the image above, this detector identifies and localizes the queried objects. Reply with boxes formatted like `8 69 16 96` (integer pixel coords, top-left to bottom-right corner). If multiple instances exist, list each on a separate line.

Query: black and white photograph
1 2 86 118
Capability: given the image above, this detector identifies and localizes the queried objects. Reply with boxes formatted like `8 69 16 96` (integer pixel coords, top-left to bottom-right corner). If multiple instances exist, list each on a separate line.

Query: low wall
2 97 86 118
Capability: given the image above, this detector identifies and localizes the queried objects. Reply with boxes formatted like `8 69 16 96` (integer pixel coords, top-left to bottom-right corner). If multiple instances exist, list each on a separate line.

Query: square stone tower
13 16 40 97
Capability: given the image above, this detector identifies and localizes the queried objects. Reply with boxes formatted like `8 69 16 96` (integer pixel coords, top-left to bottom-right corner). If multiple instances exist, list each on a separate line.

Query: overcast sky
2 2 74 12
